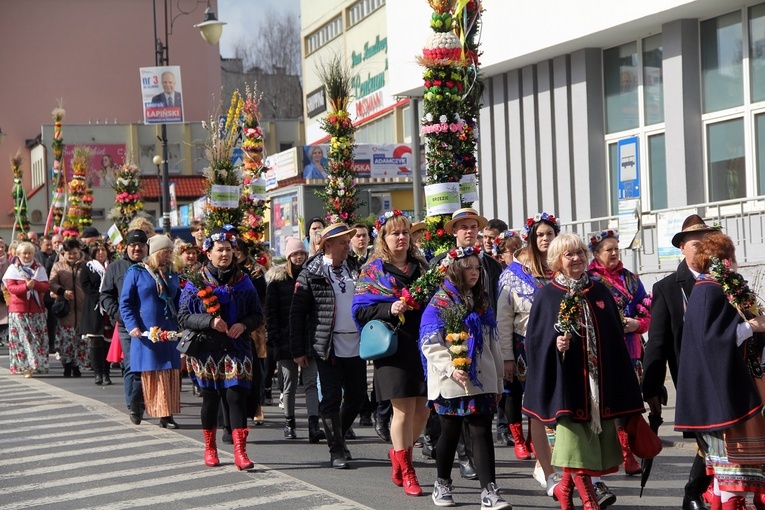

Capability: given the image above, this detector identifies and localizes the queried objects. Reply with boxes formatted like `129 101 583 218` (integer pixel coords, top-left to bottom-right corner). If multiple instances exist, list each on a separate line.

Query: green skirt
550 417 622 475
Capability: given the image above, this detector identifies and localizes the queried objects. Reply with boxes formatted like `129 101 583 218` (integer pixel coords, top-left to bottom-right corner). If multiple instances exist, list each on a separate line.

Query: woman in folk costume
496 212 560 491
420 246 510 509
522 234 644 510
352 211 429 497
120 235 181 429
675 231 765 510
586 229 650 476
178 227 262 470
2 241 49 376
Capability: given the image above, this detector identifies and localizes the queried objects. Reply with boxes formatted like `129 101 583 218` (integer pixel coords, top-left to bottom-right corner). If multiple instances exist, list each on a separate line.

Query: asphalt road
0 350 692 509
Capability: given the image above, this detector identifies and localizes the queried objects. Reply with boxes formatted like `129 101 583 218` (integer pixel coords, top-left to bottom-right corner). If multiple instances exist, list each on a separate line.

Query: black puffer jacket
266 264 298 360
289 252 358 361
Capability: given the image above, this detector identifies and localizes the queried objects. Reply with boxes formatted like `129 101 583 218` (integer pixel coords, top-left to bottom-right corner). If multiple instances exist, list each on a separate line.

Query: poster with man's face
140 66 184 124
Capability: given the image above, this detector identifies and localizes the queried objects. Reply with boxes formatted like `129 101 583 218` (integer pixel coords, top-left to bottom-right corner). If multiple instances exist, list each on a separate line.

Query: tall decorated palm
45 105 66 235
201 91 244 234
316 55 362 224
108 155 144 239
62 146 92 239
10 151 30 238
238 83 269 255
417 0 483 257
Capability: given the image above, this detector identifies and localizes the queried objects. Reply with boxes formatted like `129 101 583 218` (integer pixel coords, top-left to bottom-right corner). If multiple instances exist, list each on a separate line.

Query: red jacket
5 277 49 314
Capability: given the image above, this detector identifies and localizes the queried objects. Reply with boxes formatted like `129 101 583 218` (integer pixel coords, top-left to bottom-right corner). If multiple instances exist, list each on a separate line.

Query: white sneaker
546 473 561 497
278 392 284 409
532 464 546 487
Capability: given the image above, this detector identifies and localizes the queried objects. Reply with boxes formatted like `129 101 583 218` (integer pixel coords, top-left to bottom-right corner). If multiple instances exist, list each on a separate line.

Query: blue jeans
119 331 142 409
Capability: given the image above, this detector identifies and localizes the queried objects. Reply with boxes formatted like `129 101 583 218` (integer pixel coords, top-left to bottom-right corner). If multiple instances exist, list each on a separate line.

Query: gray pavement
0 352 692 509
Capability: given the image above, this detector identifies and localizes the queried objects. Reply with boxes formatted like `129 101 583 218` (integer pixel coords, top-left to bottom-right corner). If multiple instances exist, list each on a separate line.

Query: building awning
140 176 207 200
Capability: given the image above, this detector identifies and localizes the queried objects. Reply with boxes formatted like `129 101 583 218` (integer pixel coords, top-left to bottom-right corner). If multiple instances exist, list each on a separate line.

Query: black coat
675 280 763 432
289 252 359 361
79 262 112 337
522 277 644 425
642 259 696 401
431 250 502 311
265 264 298 361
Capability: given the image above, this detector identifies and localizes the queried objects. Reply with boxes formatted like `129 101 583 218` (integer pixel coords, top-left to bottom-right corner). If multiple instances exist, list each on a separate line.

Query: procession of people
5 209 765 510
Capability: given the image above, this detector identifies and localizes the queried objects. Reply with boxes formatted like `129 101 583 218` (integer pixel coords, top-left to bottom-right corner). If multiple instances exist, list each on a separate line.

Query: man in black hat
100 229 149 425
643 214 718 510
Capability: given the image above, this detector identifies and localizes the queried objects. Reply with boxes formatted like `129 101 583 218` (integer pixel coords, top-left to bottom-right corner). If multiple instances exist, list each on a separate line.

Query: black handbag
175 330 202 358
359 320 399 360
51 299 70 318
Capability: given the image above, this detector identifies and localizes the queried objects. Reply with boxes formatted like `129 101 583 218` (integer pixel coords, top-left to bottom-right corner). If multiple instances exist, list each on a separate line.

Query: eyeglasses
563 250 586 260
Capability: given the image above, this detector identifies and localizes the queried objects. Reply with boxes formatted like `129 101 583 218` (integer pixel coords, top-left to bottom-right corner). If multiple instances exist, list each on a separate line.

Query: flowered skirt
186 349 254 390
703 430 765 493
141 369 181 417
8 312 48 375
433 393 497 416
55 325 88 367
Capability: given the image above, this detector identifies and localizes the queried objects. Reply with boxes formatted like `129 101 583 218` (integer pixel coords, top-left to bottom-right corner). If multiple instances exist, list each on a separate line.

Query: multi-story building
388 0 765 281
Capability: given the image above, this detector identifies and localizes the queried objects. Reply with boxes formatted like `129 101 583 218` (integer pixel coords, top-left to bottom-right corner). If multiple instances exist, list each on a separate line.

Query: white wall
387 0 730 97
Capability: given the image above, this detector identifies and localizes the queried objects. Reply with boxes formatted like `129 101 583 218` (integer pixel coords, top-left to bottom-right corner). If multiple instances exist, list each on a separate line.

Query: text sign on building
617 136 640 199
306 87 327 118
140 66 184 124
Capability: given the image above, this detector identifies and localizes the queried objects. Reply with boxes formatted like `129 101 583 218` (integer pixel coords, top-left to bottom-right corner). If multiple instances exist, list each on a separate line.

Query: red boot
394 447 422 496
702 480 721 510
232 428 254 470
722 496 746 510
552 471 575 510
203 428 219 467
572 474 599 510
753 492 765 510
388 447 403 487
509 422 531 460
616 425 642 475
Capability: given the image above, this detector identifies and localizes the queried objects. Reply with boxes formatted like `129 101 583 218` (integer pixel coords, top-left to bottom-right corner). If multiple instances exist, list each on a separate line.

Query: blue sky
217 0 301 58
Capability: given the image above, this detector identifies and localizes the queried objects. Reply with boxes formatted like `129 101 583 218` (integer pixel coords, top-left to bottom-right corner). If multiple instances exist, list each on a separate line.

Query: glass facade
707 119 745 201
750 4 765 102
756 113 765 194
701 11 743 113
648 134 667 209
608 143 619 214
604 42 639 134
643 34 664 126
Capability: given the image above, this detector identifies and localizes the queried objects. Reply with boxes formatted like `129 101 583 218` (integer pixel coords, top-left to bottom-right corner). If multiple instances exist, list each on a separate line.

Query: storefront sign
306 86 327 118
355 91 384 119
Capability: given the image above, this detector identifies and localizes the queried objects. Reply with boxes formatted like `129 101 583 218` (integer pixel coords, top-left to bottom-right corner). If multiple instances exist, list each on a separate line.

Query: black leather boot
321 414 348 469
284 417 297 439
308 415 325 443
129 399 142 425
456 430 477 480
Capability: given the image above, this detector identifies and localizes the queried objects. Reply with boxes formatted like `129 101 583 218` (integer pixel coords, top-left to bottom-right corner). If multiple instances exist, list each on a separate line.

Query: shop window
750 4 765 102
642 34 664 126
701 11 744 113
707 118 745 201
604 42 639 134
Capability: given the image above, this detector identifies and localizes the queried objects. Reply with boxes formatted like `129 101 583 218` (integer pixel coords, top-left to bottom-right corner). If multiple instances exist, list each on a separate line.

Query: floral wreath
203 230 238 253
707 257 760 313
178 242 198 254
373 210 405 238
492 231 519 257
521 212 561 241
587 230 619 252
410 244 482 307
439 244 482 270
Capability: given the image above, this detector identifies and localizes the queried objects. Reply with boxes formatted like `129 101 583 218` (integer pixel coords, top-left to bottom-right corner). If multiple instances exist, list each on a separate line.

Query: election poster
140 66 184 124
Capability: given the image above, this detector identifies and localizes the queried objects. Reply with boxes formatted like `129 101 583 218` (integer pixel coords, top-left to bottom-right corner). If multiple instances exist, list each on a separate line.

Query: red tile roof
140 176 207 199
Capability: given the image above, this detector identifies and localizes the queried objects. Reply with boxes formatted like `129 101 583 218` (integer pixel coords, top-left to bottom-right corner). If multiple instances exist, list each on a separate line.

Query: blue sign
617 137 640 199
231 147 243 166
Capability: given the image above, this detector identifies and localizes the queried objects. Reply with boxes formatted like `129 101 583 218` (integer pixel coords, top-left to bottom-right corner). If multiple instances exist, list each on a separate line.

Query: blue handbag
359 320 399 360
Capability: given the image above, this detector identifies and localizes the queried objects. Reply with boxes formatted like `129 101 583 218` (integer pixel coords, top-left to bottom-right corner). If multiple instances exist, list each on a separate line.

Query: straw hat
443 208 488 235
318 223 357 248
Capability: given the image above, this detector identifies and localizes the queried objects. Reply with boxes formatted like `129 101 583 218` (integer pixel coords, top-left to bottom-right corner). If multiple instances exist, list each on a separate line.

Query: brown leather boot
202 428 219 467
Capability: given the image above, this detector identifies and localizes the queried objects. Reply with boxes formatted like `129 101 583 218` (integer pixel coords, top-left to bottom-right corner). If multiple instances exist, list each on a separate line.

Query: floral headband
521 212 561 241
178 242 198 254
373 210 405 238
587 230 619 252
202 231 238 253
439 244 482 270
491 231 519 256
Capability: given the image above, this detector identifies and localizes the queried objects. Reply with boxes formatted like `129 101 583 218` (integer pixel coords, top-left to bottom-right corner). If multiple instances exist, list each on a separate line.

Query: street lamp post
152 0 225 234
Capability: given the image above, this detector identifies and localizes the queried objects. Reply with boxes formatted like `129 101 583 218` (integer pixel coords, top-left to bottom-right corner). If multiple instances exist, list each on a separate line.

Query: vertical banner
140 66 184 124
